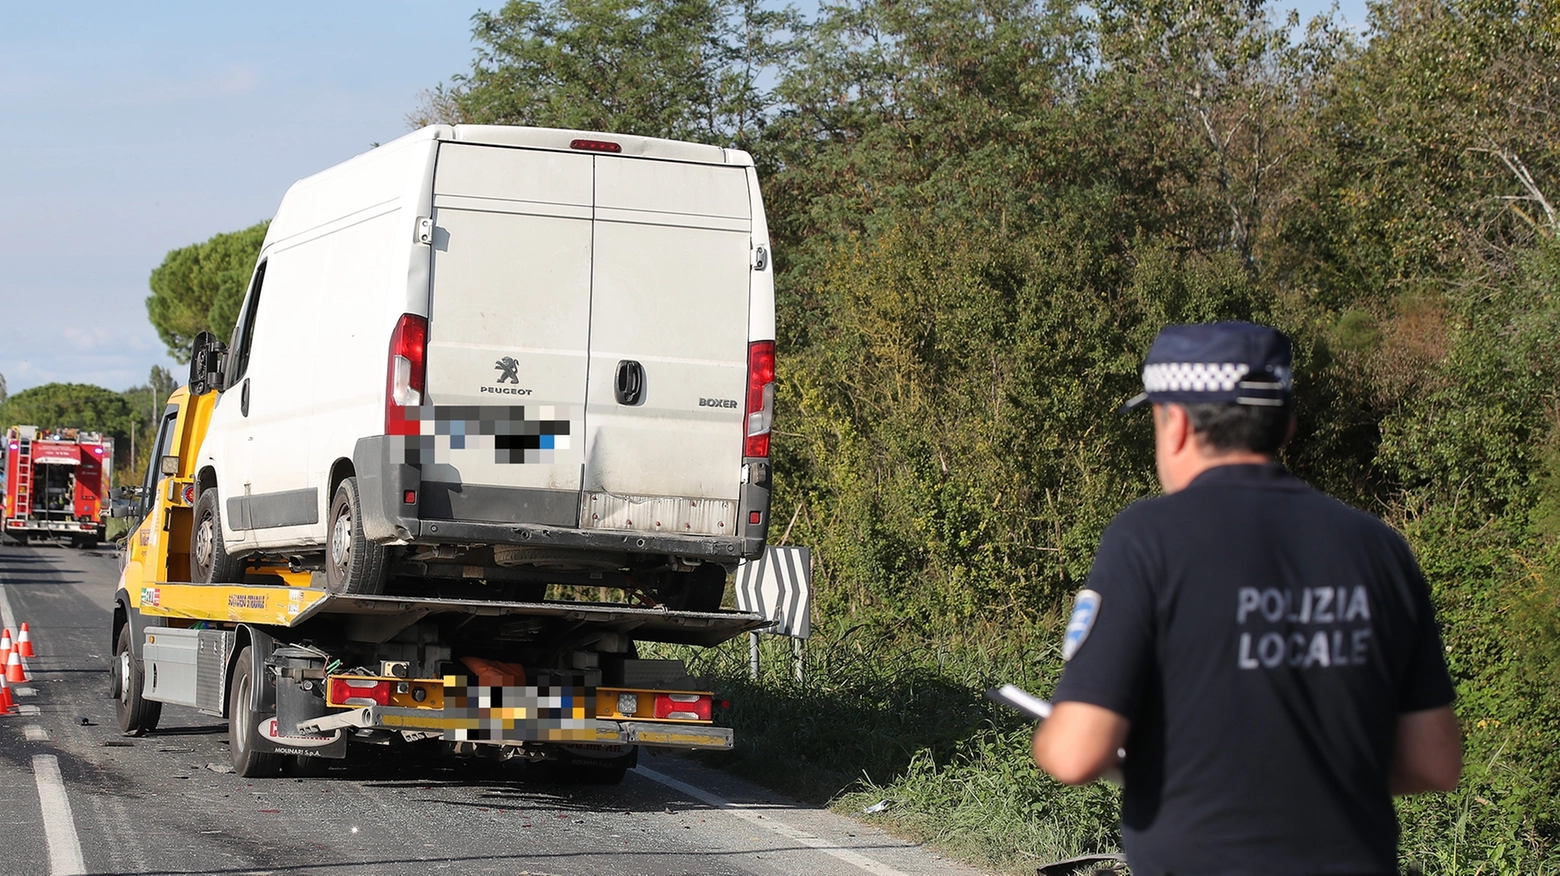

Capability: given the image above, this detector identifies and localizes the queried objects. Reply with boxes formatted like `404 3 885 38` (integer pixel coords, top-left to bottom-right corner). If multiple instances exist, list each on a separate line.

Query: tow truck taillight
743 341 775 458
653 692 712 721
329 678 391 707
385 313 428 436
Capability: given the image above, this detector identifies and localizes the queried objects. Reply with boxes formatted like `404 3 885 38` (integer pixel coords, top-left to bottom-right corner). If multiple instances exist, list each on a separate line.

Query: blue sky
0 0 1367 398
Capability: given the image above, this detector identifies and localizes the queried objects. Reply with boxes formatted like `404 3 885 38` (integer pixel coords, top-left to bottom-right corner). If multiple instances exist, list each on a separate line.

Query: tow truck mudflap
297 709 734 750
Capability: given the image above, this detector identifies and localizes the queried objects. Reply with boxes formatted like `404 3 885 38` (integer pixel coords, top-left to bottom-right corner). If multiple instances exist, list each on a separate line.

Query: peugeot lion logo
484 357 533 395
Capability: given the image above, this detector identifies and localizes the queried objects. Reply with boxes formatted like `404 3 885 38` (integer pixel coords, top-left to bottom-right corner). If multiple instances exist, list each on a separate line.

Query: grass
646 618 1125 875
648 613 1557 876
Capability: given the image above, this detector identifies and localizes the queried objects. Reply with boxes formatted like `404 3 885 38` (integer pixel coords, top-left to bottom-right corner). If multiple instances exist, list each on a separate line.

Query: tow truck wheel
191 488 242 583
534 746 635 785
283 755 330 777
229 647 283 777
325 477 387 595
114 626 161 736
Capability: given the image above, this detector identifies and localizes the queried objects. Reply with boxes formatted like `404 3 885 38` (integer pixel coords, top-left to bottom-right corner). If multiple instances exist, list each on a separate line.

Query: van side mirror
189 331 228 396
159 455 180 476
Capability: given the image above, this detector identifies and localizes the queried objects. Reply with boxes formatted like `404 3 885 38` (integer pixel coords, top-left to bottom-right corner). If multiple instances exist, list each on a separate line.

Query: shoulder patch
1062 589 1101 662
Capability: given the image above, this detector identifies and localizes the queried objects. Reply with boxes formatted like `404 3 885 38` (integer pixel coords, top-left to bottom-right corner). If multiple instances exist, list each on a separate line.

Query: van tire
230 647 283 777
325 477 387 595
658 564 726 612
114 626 161 736
191 488 242 583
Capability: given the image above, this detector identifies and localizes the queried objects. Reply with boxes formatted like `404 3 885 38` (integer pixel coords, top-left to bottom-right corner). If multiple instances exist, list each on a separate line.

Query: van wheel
114 626 161 736
191 488 242 583
325 477 387 595
230 647 283 777
658 564 726 612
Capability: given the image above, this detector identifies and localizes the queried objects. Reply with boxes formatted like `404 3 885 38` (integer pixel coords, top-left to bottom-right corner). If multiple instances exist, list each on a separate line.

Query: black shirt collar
1184 461 1307 492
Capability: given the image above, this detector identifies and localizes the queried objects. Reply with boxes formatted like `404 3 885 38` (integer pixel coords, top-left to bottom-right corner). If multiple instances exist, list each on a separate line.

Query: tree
413 0 801 150
149 365 178 409
0 384 135 439
118 366 184 482
146 221 269 363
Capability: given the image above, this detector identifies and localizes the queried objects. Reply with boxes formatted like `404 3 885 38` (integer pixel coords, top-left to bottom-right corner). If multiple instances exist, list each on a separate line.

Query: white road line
636 766 911 876
33 755 87 876
0 563 16 631
25 724 49 741
17 686 37 696
19 704 40 715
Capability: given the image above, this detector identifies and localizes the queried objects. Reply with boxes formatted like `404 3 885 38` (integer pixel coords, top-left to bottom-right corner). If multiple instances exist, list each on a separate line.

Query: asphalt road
0 541 989 876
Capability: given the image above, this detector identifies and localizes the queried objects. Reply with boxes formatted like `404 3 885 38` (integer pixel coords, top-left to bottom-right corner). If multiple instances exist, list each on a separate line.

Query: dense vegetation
136 0 1558 869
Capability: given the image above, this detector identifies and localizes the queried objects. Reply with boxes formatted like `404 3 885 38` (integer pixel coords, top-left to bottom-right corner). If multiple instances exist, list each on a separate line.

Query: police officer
1031 322 1462 876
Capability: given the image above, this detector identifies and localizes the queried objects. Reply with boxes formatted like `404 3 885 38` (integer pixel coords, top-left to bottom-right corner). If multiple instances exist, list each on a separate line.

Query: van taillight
385 314 428 436
743 341 775 458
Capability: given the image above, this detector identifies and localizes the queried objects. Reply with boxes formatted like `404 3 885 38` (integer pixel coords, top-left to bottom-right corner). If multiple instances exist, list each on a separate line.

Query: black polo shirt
1052 463 1455 876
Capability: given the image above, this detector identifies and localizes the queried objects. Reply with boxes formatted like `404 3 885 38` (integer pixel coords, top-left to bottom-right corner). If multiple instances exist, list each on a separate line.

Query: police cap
1121 321 1293 412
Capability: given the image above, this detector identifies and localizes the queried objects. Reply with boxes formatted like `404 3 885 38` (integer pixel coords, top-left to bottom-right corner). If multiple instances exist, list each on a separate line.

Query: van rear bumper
353 437 767 561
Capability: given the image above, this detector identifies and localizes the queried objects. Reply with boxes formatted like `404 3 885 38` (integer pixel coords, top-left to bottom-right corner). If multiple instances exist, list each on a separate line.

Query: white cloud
62 325 118 353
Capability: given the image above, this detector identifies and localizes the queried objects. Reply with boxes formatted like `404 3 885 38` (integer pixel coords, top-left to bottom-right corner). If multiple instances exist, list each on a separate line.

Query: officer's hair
1181 403 1293 455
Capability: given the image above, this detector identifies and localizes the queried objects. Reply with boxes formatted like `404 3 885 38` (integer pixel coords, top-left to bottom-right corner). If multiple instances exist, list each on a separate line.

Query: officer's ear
1151 403 1192 450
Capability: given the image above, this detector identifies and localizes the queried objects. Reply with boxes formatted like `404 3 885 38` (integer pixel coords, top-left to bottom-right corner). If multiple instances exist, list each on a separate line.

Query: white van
191 125 775 609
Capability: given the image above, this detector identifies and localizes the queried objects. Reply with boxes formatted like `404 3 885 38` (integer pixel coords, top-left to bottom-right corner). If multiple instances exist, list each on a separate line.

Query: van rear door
421 143 593 527
582 157 753 538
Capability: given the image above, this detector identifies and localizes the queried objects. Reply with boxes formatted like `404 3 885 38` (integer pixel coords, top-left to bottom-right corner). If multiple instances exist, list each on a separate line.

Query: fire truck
3 425 113 547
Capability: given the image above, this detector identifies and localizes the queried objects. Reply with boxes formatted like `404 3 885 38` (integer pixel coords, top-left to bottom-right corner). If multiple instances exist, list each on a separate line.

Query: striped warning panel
735 546 812 639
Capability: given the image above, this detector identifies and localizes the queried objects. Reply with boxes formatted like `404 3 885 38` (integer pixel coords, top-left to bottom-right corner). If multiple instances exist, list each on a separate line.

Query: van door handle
614 360 644 406
240 378 250 417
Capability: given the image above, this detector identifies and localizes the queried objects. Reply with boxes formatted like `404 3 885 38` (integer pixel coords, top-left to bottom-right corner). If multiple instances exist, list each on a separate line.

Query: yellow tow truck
111 335 767 779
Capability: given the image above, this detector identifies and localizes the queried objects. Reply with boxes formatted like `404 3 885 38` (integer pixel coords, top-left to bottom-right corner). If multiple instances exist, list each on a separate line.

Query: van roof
264 125 754 250
449 125 751 167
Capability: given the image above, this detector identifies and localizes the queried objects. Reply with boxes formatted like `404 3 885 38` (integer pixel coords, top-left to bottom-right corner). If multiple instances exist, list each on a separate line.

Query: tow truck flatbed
114 374 785 777
136 580 771 647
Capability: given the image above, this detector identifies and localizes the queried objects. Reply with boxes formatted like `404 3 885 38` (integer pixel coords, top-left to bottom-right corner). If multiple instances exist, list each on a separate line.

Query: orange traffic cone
0 673 12 713
0 629 10 667
16 623 33 658
4 649 25 684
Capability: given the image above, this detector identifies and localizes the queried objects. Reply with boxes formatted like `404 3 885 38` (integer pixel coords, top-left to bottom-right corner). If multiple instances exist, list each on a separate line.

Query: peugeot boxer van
191 125 775 609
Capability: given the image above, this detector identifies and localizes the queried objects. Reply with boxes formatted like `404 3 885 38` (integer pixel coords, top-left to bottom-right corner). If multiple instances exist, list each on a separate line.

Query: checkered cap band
1141 362 1250 394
